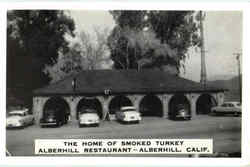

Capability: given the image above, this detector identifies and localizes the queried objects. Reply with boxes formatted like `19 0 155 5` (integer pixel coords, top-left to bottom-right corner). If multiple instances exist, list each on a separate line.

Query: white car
78 109 100 127
211 101 241 116
115 106 141 124
6 108 34 128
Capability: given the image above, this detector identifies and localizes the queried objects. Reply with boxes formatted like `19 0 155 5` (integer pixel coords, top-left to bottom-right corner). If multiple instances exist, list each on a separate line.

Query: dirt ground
6 115 241 157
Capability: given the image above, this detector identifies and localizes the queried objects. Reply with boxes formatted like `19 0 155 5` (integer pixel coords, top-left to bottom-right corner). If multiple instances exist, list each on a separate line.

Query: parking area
6 115 241 156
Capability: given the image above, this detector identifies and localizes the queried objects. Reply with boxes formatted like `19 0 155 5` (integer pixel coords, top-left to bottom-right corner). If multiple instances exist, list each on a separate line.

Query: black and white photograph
6 9 242 158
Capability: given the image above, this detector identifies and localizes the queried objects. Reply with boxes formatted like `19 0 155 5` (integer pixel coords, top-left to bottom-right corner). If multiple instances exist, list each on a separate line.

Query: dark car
173 104 191 120
40 109 65 127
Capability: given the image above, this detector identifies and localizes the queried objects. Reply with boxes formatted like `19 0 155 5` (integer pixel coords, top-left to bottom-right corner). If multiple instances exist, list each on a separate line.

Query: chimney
72 77 76 91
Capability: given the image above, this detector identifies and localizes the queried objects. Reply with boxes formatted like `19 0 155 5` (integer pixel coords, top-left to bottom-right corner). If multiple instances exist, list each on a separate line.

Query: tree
45 27 112 83
7 10 75 106
108 27 177 72
79 27 111 70
108 11 200 74
43 43 83 83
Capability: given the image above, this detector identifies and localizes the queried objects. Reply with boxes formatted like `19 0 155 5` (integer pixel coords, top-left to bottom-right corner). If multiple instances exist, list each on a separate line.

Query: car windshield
82 109 96 114
46 114 56 118
236 103 241 106
122 109 136 112
221 103 228 107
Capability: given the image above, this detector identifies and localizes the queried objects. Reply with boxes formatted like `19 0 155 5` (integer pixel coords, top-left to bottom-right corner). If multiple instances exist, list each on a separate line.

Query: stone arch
168 94 191 119
76 97 103 119
139 94 163 117
108 95 133 115
196 93 217 115
43 96 70 124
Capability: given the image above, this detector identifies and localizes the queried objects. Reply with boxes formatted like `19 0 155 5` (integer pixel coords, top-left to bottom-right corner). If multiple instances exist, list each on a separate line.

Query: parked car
115 106 141 124
6 108 34 128
211 101 241 116
78 109 100 127
40 109 65 127
173 104 191 120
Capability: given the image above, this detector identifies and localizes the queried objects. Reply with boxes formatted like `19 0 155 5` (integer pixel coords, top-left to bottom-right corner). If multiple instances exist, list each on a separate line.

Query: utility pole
200 11 207 87
234 53 242 103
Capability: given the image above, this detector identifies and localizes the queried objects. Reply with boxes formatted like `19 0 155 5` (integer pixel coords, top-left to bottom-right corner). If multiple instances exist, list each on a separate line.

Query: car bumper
40 122 58 126
123 117 141 122
175 115 191 120
79 120 99 125
213 110 241 116
6 123 23 128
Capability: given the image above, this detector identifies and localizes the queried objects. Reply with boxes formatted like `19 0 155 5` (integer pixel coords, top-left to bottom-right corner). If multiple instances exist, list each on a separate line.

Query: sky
69 11 242 82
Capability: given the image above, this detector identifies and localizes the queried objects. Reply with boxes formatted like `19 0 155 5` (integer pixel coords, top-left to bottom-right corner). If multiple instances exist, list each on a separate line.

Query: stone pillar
187 93 199 118
131 95 144 112
162 94 173 119
33 96 49 124
217 92 225 105
97 96 113 121
64 96 81 122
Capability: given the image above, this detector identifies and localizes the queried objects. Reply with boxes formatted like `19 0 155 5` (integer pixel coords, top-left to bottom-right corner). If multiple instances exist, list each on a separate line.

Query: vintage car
211 101 241 116
6 108 34 128
174 104 191 120
78 109 100 127
40 109 66 127
115 106 141 124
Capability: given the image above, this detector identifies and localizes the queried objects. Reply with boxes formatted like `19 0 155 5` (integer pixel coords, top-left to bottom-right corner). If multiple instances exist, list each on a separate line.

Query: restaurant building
33 69 226 124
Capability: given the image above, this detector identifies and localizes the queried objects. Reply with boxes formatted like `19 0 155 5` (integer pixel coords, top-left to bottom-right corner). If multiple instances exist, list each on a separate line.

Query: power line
200 11 207 87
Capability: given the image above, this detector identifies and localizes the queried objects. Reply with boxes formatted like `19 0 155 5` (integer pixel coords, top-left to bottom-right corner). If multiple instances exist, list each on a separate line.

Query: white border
1 2 249 166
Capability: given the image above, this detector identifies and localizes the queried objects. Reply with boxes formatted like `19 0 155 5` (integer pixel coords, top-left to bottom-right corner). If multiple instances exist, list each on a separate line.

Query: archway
168 94 191 119
139 95 163 117
109 95 133 115
43 97 70 124
196 94 217 115
76 98 103 119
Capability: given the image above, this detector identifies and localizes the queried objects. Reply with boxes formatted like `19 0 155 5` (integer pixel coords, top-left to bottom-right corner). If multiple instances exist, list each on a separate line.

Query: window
236 103 241 107
222 103 228 107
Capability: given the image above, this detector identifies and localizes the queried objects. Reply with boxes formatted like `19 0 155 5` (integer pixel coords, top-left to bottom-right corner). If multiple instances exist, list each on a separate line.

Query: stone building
32 69 226 124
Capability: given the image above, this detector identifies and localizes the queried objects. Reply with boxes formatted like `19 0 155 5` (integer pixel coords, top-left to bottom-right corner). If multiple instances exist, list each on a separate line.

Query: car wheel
211 110 217 116
234 112 240 117
57 121 62 127
31 119 35 125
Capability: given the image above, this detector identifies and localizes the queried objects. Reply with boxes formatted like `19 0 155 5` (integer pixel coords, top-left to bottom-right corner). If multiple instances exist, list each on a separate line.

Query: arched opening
43 97 70 125
196 94 217 115
76 98 103 119
139 95 163 117
168 94 191 119
109 95 133 115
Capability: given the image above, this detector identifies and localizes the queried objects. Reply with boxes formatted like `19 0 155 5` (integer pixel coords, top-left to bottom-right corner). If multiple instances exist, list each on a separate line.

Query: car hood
7 116 22 121
79 113 99 120
44 117 56 121
123 111 140 116
212 106 241 109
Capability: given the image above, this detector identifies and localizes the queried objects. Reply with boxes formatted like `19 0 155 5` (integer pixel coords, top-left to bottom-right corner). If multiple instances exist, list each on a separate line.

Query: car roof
9 110 27 114
82 108 96 112
224 101 240 104
80 112 98 115
121 106 136 110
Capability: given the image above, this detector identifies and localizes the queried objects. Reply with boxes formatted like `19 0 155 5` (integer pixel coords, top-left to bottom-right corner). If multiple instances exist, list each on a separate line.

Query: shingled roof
33 69 226 96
